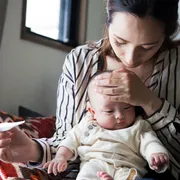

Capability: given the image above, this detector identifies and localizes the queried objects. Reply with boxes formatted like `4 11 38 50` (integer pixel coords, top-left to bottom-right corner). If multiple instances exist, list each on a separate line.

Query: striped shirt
35 39 180 179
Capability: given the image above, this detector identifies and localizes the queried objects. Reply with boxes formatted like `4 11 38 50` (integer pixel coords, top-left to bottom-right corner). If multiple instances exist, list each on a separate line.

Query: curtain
58 0 81 46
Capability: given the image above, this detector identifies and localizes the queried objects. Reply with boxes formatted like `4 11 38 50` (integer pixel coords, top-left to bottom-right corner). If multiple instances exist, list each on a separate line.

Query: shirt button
88 125 93 130
84 131 89 137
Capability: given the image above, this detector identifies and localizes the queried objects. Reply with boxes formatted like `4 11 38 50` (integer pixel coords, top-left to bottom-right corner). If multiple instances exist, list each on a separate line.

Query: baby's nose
115 112 124 120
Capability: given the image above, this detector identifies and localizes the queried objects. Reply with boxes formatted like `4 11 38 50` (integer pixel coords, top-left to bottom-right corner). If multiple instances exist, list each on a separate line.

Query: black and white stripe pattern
33 40 180 179
147 47 180 179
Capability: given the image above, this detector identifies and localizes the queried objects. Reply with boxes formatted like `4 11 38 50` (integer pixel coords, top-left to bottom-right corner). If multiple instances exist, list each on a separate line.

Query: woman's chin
124 63 141 68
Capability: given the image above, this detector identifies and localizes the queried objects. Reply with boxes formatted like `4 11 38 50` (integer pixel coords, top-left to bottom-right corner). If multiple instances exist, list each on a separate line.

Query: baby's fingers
43 161 51 169
97 171 113 180
150 156 159 169
52 163 58 176
159 155 166 164
164 155 168 164
159 155 168 165
47 162 55 174
58 162 67 172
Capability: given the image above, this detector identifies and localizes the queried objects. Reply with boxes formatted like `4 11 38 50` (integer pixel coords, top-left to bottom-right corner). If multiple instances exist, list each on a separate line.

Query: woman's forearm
28 140 43 162
142 95 163 117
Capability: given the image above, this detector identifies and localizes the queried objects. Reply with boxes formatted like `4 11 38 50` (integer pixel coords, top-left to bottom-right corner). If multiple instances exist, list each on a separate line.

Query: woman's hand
93 68 162 116
0 127 41 163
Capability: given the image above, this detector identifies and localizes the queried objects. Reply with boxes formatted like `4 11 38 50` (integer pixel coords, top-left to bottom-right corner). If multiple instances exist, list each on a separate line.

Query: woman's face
108 12 165 68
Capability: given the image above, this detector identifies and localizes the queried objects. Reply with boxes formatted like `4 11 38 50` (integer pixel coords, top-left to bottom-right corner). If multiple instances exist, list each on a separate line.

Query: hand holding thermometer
0 121 25 132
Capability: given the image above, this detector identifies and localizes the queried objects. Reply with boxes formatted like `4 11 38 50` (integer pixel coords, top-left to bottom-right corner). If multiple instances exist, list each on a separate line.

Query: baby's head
87 71 136 130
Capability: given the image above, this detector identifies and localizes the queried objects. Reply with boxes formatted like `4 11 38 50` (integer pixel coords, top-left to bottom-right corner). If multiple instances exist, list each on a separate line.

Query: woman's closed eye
124 105 132 110
114 40 126 47
141 46 155 51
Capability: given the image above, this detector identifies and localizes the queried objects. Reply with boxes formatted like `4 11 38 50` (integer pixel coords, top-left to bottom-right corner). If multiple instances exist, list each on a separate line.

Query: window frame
21 0 88 52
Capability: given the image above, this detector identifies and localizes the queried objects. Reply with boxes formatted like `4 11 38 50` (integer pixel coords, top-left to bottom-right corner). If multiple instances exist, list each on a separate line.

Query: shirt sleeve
145 99 180 169
59 121 84 161
27 48 78 168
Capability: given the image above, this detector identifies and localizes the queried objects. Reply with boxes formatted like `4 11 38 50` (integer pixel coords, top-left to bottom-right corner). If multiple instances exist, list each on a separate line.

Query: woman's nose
124 47 139 66
125 51 136 65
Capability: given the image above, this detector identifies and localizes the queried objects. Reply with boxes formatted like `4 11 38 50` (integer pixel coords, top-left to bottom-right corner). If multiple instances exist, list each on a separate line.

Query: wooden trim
20 0 87 52
21 28 73 52
78 0 88 44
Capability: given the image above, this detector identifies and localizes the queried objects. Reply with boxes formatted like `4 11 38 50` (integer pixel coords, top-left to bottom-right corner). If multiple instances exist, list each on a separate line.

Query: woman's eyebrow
113 34 159 45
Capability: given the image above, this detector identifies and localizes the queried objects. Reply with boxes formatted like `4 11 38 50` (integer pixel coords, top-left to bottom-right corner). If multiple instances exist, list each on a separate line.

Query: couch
0 107 56 180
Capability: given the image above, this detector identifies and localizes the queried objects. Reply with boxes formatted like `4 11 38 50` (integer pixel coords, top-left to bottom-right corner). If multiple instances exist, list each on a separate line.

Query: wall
0 0 7 48
0 0 105 115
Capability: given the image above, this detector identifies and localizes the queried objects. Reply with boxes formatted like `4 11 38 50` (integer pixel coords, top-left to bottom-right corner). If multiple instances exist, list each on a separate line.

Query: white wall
0 0 105 116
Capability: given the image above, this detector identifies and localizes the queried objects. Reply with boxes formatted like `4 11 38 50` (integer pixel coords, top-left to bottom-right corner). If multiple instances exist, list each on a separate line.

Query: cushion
0 161 26 180
18 106 44 117
0 110 56 180
0 110 56 138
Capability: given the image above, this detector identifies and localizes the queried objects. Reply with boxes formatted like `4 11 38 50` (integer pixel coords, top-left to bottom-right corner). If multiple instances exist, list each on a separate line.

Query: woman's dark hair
100 0 179 57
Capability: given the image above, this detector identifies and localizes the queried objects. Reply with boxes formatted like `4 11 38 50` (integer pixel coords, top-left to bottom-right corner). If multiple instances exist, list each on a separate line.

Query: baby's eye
104 110 113 114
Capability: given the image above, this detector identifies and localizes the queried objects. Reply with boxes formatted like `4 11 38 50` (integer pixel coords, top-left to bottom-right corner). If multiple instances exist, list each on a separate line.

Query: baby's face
91 95 136 130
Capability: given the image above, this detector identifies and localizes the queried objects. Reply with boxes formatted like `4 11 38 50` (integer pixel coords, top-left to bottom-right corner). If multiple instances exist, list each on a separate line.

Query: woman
0 0 180 179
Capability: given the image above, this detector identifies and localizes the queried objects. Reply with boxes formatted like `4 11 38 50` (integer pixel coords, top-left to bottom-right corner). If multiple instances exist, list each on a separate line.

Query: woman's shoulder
157 41 180 62
63 39 104 72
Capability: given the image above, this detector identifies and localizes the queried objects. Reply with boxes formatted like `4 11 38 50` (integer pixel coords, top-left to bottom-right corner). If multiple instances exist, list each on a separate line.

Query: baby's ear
88 107 95 115
87 102 95 116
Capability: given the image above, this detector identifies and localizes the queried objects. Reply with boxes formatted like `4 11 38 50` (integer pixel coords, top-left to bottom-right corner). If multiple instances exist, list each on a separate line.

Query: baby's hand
43 157 67 175
97 171 113 180
150 153 168 172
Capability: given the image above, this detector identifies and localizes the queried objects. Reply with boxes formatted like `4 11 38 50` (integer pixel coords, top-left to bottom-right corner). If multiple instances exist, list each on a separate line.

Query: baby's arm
140 122 169 173
43 120 84 175
43 146 73 175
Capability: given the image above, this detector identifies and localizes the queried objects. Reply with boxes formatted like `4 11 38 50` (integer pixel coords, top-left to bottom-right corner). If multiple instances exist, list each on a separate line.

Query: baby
43 71 169 180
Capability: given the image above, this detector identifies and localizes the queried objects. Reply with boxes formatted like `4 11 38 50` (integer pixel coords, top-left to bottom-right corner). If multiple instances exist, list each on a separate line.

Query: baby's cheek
104 118 115 129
